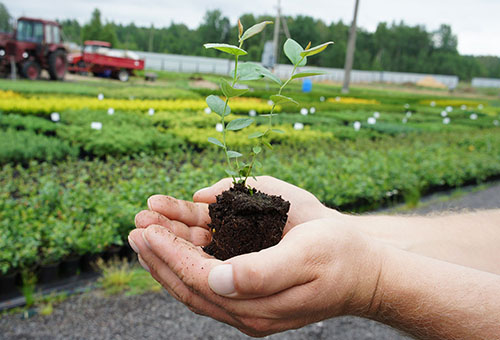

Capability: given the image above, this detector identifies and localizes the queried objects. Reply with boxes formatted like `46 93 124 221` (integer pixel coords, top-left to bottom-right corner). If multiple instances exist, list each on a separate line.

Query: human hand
128 218 384 337
135 176 340 242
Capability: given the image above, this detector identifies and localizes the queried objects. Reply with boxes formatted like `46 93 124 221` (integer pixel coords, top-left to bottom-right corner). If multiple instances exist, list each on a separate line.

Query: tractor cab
2 17 67 80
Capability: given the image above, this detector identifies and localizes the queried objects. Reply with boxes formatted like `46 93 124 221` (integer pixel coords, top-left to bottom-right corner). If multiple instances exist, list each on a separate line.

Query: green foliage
234 62 281 85
300 42 334 57
220 79 248 98
226 118 254 131
82 9 117 47
0 52 499 276
0 114 58 135
284 39 307 67
0 79 200 100
0 2 11 32
239 21 273 42
58 122 180 158
206 95 230 116
96 257 161 296
0 129 77 165
0 110 183 163
1 128 500 274
96 258 135 295
270 94 298 105
20 270 37 307
204 43 247 56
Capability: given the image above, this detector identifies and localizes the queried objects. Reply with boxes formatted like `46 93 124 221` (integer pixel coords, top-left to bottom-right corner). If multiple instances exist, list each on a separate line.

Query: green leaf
234 62 282 85
248 131 264 139
254 66 281 85
270 94 299 105
227 150 243 158
239 169 248 177
220 79 249 98
291 71 326 80
252 146 262 154
254 160 262 168
206 95 230 117
284 39 307 67
272 128 285 134
204 43 247 56
262 141 273 150
240 21 273 42
207 137 224 148
225 169 238 177
300 41 334 57
227 118 254 131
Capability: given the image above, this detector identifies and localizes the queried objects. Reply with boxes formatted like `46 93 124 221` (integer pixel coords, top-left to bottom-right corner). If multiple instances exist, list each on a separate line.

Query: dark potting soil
204 183 290 260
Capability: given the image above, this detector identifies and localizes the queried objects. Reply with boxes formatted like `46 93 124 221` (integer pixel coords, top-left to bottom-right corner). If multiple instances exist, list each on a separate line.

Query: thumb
207 237 311 299
193 178 233 204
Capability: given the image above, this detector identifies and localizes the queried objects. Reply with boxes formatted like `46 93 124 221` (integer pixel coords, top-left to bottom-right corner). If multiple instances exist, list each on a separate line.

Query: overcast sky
5 0 500 56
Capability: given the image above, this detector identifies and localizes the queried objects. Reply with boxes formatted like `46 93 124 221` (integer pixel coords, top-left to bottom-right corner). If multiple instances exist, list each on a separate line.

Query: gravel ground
1 182 499 340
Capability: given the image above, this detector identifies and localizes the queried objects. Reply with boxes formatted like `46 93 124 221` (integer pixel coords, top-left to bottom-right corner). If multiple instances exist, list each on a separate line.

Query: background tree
0 2 11 32
81 9 117 46
197 10 231 57
16 3 495 81
82 9 103 41
59 19 81 43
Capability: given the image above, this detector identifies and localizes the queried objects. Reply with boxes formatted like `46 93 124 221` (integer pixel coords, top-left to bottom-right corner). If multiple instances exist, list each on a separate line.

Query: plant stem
221 98 232 174
222 41 245 184
278 58 303 95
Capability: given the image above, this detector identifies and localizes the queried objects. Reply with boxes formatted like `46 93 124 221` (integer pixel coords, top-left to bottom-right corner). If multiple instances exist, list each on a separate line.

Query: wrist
322 217 388 318
350 238 388 318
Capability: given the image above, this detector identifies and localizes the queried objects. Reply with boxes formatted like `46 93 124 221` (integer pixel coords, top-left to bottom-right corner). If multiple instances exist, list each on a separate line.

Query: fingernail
128 236 140 254
147 197 154 210
208 264 236 296
138 256 150 272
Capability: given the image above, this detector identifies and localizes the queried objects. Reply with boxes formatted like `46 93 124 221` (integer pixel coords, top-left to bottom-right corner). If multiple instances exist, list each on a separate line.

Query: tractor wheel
117 69 129 82
48 50 67 80
21 61 41 80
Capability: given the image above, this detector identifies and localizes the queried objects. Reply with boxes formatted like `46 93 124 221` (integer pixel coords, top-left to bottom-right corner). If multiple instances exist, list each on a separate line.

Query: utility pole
342 0 360 94
272 0 281 67
281 12 291 39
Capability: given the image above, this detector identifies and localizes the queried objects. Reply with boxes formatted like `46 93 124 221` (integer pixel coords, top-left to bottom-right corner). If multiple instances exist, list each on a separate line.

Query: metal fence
135 51 459 88
471 77 500 88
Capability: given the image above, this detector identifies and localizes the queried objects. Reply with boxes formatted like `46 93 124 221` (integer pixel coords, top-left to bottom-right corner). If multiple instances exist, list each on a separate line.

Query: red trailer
68 40 144 82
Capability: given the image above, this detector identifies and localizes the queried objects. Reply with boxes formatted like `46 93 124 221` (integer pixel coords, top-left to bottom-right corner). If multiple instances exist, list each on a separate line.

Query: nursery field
1 74 500 288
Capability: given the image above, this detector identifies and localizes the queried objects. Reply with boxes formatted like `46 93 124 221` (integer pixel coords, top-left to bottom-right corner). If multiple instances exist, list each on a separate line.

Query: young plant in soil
203 20 333 260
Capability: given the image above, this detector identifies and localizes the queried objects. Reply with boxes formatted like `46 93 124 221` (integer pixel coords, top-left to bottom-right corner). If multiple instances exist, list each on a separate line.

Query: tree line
1 4 499 81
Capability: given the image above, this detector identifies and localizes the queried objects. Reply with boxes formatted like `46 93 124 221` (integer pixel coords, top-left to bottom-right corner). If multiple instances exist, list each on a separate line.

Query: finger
128 229 239 326
141 224 220 295
147 195 210 228
193 178 233 203
135 210 211 246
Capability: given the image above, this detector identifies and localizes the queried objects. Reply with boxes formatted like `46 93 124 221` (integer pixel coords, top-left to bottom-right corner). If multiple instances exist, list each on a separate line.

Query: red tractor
0 17 67 80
